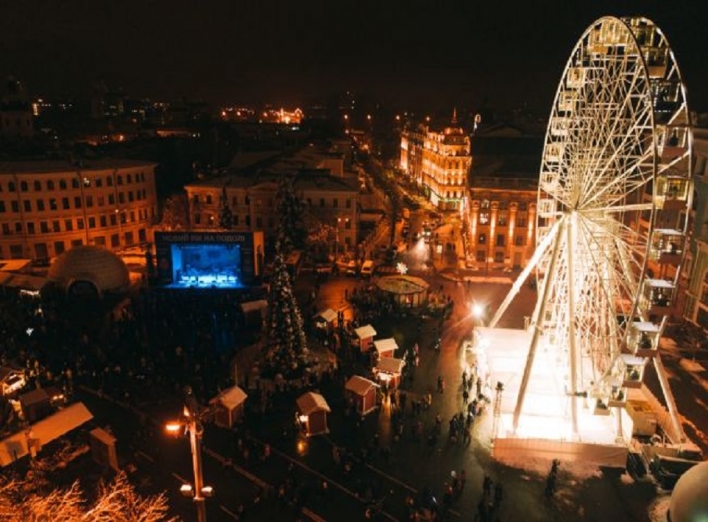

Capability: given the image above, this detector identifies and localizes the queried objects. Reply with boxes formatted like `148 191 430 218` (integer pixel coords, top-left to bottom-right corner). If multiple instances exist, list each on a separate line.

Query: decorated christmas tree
218 186 234 230
276 176 307 254
264 241 308 374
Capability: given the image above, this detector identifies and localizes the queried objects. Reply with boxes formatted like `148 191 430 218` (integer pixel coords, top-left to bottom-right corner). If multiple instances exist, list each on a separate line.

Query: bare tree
0 471 178 522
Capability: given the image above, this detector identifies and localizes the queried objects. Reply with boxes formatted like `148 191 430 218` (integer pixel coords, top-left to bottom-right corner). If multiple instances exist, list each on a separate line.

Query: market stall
354 324 377 352
345 375 379 416
209 386 248 428
373 338 398 359
314 308 338 334
374 357 406 389
296 392 331 436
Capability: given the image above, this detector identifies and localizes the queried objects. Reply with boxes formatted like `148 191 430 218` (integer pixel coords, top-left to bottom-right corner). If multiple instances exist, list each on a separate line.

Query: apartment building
0 159 158 261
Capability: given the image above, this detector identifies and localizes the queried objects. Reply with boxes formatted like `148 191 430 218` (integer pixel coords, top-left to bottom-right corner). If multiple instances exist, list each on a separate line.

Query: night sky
2 1 707 114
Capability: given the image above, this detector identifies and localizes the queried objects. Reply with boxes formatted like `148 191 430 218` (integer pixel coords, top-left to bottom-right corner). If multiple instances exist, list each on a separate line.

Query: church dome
668 461 708 522
48 246 130 295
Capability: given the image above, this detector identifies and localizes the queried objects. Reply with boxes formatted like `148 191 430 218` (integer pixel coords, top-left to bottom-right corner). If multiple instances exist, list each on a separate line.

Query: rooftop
0 158 156 174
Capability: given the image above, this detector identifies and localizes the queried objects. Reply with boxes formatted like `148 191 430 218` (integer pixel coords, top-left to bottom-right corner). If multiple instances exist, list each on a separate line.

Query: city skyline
2 1 708 114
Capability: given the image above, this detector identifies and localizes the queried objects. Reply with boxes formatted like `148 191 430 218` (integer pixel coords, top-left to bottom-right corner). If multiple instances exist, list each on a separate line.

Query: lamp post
335 218 340 261
166 386 212 522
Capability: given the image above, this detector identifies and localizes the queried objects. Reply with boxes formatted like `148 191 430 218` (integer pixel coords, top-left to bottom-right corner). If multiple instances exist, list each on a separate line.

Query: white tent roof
354 324 377 339
632 321 661 333
240 300 268 314
210 386 248 410
620 354 647 367
645 278 674 289
373 338 398 355
345 375 378 396
0 402 93 467
317 308 337 323
297 392 331 415
376 357 406 374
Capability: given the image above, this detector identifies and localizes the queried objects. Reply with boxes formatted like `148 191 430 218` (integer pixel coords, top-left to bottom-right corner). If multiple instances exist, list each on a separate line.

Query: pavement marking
301 507 327 522
171 472 189 484
202 447 271 491
364 463 417 493
136 450 155 463
250 437 398 521
364 463 461 518
219 505 239 519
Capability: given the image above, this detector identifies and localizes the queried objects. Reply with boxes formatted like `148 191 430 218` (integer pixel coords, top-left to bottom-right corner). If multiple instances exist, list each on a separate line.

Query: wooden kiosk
315 308 338 334
209 386 248 428
373 338 398 359
374 357 406 389
296 392 331 436
354 324 377 352
345 375 379 416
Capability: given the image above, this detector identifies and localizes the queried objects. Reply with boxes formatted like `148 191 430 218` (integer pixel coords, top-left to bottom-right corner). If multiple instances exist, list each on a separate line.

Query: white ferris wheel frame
489 16 693 443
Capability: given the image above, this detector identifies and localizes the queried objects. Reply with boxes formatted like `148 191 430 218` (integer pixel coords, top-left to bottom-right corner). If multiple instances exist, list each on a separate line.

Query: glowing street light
165 387 213 522
472 303 484 318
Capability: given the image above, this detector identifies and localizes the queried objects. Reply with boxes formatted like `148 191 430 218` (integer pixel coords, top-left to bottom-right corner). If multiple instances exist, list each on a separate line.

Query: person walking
483 474 492 499
493 482 503 509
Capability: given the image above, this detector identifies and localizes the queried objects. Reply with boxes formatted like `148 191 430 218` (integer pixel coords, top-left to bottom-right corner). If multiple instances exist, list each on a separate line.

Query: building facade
0 159 158 261
185 169 360 255
464 123 545 270
0 78 33 139
684 127 708 330
467 178 538 269
400 116 471 211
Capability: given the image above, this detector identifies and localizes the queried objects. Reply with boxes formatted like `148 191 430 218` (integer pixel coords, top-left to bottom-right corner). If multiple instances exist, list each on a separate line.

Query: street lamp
471 302 485 326
335 217 349 260
165 386 213 522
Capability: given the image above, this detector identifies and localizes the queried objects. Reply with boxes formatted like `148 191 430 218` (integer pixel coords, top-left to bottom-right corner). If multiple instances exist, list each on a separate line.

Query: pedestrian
494 482 503 509
483 475 492 498
463 389 469 404
460 469 466 490
545 473 557 498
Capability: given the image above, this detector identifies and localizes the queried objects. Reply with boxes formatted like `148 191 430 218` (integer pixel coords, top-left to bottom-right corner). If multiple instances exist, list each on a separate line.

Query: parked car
361 260 375 278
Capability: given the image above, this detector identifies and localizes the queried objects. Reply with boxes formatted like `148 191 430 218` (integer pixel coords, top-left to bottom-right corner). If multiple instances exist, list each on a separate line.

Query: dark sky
2 0 707 114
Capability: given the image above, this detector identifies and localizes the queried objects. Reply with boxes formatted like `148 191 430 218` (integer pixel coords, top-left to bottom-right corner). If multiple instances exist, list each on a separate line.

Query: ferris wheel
490 17 693 442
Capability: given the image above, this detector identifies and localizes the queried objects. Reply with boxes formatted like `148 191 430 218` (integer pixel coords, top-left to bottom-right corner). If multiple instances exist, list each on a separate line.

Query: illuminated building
220 106 304 125
400 111 471 210
466 124 543 270
0 159 158 261
467 179 538 270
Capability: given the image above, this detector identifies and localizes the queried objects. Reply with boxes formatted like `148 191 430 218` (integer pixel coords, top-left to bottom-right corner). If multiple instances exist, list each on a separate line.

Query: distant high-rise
0 77 33 138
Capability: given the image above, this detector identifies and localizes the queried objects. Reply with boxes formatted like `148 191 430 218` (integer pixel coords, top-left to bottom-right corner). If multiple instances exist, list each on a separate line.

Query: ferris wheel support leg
489 219 561 329
652 355 687 444
512 218 566 434
566 213 580 439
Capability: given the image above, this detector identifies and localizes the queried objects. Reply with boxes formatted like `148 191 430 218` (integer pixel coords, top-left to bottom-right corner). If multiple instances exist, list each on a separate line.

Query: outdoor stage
471 327 631 467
